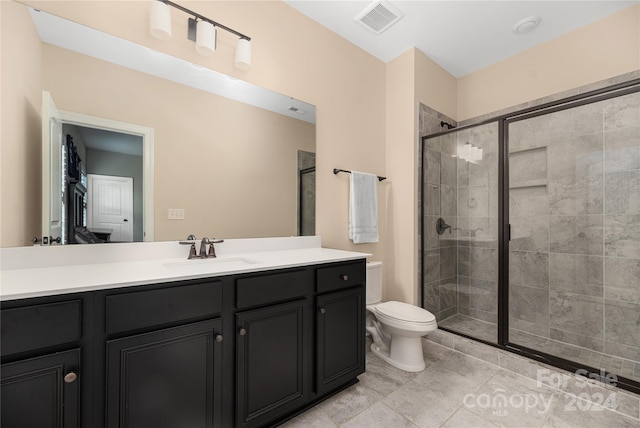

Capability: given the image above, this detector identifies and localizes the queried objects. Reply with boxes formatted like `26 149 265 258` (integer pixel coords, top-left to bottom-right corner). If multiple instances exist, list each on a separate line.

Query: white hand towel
349 171 379 244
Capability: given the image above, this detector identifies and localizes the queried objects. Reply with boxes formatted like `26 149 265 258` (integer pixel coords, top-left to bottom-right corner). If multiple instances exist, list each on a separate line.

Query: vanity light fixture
149 1 172 40
149 0 252 70
234 38 252 71
195 20 216 56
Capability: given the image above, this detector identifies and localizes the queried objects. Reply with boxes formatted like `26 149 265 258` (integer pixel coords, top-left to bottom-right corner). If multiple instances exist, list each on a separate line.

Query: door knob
64 372 77 383
215 334 223 343
319 307 326 314
123 219 129 222
239 328 246 336
340 274 349 281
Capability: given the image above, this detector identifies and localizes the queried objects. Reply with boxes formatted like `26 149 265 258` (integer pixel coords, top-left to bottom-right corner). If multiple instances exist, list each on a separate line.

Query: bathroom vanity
0 237 368 427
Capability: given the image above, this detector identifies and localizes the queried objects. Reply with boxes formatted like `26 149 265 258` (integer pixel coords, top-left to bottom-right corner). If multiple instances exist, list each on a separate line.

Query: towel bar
333 168 386 181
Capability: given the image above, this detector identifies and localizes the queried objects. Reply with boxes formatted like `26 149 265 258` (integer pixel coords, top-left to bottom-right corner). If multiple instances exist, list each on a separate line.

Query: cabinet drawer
316 261 366 294
106 281 222 335
236 270 310 309
1 300 82 357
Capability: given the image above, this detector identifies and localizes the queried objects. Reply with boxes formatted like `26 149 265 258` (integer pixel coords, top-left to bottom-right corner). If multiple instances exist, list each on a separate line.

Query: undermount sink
163 256 259 271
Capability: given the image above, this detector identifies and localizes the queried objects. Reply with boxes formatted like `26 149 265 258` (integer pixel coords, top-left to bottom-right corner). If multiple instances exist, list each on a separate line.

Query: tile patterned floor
439 314 640 383
281 332 640 428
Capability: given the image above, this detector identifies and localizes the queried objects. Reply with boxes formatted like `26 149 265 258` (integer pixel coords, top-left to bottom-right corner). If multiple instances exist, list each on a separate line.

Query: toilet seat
374 301 436 325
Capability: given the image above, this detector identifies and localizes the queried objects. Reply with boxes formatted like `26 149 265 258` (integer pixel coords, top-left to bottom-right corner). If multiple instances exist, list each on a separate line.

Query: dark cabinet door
316 286 365 395
1 348 80 428
236 299 308 428
106 319 222 428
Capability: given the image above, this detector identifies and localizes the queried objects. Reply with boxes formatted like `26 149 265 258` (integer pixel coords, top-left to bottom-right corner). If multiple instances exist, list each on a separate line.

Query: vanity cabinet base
1 259 366 428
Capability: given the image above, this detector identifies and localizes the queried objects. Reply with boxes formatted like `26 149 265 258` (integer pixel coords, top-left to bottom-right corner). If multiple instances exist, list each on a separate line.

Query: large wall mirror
33 7 316 245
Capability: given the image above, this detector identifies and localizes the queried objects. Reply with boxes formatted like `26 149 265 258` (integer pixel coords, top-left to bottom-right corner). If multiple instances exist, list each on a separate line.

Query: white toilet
366 261 437 372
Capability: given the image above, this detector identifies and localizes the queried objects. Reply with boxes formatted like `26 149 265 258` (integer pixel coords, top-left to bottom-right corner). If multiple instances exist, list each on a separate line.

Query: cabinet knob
64 372 77 384
239 328 246 336
215 334 223 343
340 274 349 281
319 307 326 314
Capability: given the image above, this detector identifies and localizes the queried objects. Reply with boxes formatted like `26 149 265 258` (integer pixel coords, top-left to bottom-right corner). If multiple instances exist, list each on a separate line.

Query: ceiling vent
355 1 404 35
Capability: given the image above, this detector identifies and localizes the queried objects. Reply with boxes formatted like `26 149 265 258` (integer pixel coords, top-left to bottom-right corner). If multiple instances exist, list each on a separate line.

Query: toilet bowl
366 262 437 372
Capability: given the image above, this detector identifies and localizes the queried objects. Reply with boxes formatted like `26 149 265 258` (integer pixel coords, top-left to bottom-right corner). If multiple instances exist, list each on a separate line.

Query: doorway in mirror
41 90 154 245
298 150 316 236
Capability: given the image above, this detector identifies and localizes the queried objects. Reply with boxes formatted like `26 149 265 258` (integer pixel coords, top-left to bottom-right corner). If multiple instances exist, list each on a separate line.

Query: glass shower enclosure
422 122 499 344
420 80 640 394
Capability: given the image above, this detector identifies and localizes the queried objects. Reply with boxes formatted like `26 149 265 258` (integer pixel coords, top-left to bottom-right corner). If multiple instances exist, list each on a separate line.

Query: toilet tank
366 261 383 305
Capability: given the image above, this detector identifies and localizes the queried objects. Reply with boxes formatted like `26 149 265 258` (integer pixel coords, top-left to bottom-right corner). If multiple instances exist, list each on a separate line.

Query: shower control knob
340 274 349 281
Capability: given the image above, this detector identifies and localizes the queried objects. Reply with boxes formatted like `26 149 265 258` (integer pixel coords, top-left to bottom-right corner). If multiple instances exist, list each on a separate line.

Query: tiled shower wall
508 91 640 365
423 131 459 321
455 123 499 327
419 105 458 321
420 108 500 326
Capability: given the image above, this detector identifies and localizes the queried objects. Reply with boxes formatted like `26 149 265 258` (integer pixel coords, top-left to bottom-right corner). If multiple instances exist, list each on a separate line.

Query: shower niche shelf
508 145 548 155
509 179 547 189
509 145 547 190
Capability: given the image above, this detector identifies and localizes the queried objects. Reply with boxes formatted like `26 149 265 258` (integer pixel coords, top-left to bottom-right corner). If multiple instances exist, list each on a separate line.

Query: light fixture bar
160 0 251 41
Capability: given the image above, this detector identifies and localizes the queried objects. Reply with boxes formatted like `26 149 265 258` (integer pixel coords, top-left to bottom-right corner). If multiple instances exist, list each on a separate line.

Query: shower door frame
419 78 640 395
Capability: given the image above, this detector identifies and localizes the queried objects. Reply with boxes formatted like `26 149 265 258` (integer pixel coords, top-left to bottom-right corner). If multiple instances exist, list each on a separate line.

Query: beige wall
2 1 388 266
385 3 638 303
0 1 43 247
2 0 639 306
415 50 458 122
384 48 458 305
458 4 640 121
21 0 388 262
42 44 315 240
385 49 416 303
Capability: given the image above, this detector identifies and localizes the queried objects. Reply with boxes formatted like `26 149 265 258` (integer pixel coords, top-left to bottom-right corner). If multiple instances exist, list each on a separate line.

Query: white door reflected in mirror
87 174 134 242
40 89 154 245
41 90 64 245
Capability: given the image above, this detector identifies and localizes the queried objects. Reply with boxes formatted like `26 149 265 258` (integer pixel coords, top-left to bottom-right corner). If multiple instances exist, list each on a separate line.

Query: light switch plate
168 208 185 220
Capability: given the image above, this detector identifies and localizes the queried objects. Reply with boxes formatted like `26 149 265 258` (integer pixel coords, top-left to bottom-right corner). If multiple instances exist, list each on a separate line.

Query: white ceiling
284 0 638 77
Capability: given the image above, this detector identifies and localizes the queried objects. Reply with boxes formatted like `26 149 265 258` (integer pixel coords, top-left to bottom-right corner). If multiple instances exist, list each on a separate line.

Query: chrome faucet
199 237 211 258
179 235 225 259
205 237 224 258
179 235 199 259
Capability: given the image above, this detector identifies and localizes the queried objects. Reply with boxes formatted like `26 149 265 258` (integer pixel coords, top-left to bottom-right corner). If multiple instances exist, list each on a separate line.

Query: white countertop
0 237 370 301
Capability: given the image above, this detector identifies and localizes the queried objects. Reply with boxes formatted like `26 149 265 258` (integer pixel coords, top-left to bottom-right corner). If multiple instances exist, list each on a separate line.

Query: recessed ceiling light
513 16 541 35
